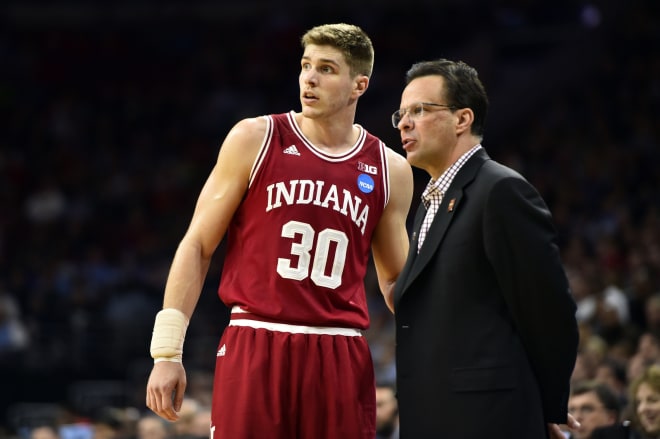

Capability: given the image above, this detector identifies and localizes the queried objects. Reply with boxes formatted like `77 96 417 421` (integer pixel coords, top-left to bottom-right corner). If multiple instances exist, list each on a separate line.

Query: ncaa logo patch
357 174 375 194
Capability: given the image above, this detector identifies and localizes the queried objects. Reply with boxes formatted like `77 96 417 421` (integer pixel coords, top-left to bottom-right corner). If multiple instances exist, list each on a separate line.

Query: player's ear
354 75 369 97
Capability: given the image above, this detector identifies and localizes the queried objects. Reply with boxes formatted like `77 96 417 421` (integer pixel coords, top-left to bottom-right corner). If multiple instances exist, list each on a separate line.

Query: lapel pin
447 198 456 212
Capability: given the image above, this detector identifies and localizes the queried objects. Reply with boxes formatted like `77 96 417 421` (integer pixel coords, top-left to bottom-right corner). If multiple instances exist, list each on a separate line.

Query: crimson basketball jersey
217 111 390 329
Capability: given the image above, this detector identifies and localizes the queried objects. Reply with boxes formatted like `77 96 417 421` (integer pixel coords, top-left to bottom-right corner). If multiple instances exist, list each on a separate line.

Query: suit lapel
409 204 426 257
399 149 490 296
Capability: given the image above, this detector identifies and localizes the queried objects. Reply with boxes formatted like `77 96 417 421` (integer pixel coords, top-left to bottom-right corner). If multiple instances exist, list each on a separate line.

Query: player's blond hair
301 23 374 78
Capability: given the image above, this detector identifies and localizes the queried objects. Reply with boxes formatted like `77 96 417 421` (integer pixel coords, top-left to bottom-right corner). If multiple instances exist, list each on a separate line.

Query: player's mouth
302 92 318 104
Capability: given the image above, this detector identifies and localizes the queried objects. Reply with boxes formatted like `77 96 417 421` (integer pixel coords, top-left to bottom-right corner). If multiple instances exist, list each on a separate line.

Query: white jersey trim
286 111 365 162
247 115 274 187
379 141 391 209
229 306 362 336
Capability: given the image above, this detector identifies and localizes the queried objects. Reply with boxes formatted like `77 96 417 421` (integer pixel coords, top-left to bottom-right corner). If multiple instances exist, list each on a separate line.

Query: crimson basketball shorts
209 309 376 439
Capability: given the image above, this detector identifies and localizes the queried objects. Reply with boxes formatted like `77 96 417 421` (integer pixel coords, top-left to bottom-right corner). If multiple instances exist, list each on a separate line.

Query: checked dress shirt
416 144 483 252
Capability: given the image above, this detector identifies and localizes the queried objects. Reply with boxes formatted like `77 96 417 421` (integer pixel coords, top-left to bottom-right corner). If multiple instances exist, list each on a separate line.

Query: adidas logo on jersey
283 144 300 156
217 344 226 357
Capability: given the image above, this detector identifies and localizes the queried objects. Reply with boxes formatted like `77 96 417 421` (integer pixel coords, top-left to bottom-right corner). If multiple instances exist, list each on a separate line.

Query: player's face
299 44 364 119
396 75 459 180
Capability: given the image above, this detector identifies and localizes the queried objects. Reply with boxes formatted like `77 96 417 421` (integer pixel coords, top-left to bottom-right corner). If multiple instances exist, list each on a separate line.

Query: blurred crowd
1 0 659 437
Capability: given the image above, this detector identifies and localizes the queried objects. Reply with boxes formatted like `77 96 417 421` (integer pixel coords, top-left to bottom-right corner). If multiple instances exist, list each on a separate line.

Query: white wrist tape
150 308 189 363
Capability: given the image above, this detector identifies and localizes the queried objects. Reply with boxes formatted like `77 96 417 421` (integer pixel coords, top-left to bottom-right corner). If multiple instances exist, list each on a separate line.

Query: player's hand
146 361 187 421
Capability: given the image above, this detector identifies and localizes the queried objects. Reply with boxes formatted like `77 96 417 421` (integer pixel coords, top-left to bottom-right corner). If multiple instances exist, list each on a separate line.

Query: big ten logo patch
357 162 377 175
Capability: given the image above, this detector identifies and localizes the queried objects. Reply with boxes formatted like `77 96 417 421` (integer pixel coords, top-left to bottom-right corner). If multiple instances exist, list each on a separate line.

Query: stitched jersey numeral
276 220 348 289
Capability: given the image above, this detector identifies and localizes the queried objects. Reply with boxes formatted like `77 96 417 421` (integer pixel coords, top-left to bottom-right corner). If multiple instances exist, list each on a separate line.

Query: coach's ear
454 107 473 135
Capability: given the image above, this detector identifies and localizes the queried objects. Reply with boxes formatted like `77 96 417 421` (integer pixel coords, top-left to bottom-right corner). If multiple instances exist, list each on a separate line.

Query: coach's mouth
401 137 416 151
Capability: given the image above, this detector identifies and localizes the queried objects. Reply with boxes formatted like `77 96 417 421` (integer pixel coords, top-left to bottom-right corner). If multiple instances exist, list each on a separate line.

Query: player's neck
298 113 359 153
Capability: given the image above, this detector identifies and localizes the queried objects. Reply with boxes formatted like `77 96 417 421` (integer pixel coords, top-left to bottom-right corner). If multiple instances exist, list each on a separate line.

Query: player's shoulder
212 116 270 170
230 115 269 139
384 146 412 178
382 145 413 206
221 115 270 151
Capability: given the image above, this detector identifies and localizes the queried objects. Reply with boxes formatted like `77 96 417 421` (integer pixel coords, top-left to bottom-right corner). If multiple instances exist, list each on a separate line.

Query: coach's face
397 75 461 180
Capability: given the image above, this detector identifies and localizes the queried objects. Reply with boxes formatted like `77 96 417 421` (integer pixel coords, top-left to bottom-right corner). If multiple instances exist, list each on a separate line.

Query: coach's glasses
391 102 455 128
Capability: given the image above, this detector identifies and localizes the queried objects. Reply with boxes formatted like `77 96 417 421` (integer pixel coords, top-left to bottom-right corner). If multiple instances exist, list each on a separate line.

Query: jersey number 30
277 220 348 289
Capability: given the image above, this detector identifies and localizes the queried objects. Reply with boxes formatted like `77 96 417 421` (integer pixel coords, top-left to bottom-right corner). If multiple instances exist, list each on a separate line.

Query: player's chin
301 106 322 118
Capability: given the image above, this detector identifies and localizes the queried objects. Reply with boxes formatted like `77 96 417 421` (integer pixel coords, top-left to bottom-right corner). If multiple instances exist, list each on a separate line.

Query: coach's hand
548 413 580 439
146 361 187 421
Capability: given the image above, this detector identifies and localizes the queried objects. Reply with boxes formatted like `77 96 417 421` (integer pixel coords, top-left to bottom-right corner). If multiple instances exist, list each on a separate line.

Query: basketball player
145 23 414 439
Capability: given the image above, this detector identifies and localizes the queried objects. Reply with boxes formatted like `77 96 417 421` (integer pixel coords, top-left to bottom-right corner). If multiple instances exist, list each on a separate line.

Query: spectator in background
136 414 172 439
573 351 599 386
591 364 660 439
30 425 60 439
567 381 621 439
596 358 631 409
569 264 630 345
644 293 660 336
375 382 399 439
171 398 203 438
594 275 631 347
637 333 660 365
583 333 610 376
172 406 211 439
625 265 656 332
627 332 660 383
0 286 30 361
91 408 124 439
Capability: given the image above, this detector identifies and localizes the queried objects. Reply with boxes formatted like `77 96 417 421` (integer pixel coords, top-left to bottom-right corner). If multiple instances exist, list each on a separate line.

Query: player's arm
146 116 267 421
160 117 266 315
371 148 413 313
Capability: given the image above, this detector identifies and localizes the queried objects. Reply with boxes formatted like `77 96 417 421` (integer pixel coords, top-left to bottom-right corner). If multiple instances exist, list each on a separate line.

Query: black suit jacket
393 149 579 438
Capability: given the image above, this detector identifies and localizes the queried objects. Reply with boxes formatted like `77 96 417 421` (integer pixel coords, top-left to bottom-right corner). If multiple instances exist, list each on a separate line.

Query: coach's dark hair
405 59 488 137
